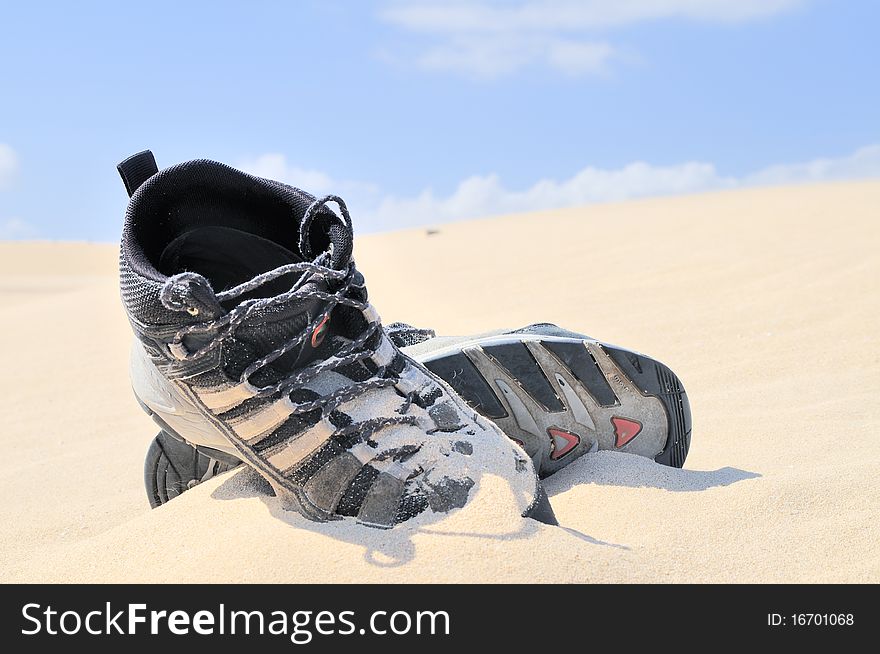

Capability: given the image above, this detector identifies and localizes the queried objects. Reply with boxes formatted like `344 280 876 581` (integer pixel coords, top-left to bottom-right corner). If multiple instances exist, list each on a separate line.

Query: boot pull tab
117 150 158 197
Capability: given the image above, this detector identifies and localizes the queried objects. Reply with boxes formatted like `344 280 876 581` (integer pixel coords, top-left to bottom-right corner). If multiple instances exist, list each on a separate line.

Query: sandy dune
2 180 878 583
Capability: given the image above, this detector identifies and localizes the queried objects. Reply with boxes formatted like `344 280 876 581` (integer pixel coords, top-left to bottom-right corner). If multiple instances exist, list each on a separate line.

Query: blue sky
1 0 878 241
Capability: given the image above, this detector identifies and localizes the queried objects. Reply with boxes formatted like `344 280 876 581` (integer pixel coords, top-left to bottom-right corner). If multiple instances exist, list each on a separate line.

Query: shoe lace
159 195 418 436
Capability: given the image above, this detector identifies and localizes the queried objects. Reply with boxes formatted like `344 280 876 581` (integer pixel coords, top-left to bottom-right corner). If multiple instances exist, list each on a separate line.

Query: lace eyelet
185 307 200 316
168 341 190 360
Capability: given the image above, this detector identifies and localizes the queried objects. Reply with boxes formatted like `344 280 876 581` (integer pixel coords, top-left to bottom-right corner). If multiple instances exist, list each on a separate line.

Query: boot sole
420 334 691 477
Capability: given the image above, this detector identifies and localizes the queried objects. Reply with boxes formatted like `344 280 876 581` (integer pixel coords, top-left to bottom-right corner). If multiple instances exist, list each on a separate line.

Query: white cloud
414 34 612 78
361 144 880 231
241 144 880 234
365 160 732 231
744 144 880 186
237 153 379 200
382 1 804 33
545 39 615 76
379 0 804 77
0 218 37 240
0 143 19 190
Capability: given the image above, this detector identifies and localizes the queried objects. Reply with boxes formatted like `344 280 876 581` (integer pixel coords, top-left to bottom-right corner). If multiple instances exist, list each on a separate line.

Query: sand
1 180 878 583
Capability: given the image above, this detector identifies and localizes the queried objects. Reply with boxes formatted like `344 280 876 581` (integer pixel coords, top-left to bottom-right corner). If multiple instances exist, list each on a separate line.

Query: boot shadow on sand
543 450 760 496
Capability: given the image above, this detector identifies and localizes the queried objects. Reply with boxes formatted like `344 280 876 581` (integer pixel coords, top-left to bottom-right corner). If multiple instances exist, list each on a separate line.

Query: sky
0 0 878 241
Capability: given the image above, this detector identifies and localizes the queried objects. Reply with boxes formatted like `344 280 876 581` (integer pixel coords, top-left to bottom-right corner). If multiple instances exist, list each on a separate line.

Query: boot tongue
220 241 364 385
159 225 328 384
237 215 363 382
161 218 361 387
229 292 326 386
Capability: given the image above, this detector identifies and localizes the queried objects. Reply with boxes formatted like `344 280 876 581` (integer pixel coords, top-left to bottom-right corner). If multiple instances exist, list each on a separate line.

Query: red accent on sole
547 428 580 460
612 417 643 448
